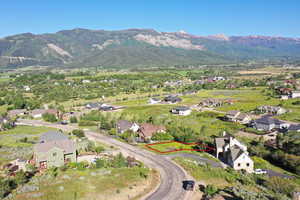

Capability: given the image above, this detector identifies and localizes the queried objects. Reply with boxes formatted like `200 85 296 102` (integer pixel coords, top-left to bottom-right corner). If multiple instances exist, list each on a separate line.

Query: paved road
16 119 189 200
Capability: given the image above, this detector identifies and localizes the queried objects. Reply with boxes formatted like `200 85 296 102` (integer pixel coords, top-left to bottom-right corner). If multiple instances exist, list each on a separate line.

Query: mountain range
0 28 300 68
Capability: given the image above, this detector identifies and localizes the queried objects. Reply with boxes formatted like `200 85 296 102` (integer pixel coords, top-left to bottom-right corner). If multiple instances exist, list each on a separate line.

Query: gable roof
34 139 75 155
173 106 190 111
254 116 285 126
39 131 68 143
236 113 249 120
230 145 245 161
138 123 166 138
116 120 134 132
226 110 240 117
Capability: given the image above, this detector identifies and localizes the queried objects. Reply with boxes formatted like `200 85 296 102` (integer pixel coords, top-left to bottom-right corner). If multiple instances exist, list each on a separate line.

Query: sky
0 0 299 38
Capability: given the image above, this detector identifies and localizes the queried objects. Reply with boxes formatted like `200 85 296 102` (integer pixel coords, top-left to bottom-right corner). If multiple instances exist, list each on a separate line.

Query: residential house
252 116 289 131
257 105 287 115
288 124 300 132
215 133 253 173
213 76 226 81
138 123 166 142
164 96 182 104
171 106 192 116
23 86 31 91
199 98 223 107
85 102 103 110
148 98 161 105
82 80 91 83
0 116 14 131
116 120 140 134
225 111 251 124
34 131 76 169
7 109 27 118
291 91 300 98
30 109 58 118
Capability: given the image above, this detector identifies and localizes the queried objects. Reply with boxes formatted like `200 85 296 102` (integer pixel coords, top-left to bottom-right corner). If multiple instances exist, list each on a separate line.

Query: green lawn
147 141 196 153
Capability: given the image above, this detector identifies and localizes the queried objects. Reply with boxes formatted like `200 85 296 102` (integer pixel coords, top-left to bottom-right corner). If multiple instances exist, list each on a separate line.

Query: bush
204 184 218 197
70 116 78 123
95 158 106 168
14 170 28 185
78 120 97 126
151 132 174 141
72 129 85 138
0 178 10 198
42 113 57 122
264 176 296 197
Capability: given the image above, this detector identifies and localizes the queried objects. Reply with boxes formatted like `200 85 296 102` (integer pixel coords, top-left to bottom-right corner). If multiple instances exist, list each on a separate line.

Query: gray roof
173 106 190 111
254 116 284 126
86 102 102 108
39 131 68 143
164 96 182 102
34 139 75 156
288 124 300 131
230 145 244 161
116 120 134 132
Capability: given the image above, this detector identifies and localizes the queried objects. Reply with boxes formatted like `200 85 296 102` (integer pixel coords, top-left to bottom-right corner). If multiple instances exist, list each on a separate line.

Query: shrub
204 184 218 197
72 129 85 138
14 170 28 185
78 120 97 126
264 176 296 197
151 132 174 141
0 178 10 198
42 113 57 122
70 116 78 123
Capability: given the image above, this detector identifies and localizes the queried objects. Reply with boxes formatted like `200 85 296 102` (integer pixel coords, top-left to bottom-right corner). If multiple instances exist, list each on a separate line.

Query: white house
82 80 91 84
23 86 31 91
215 133 253 173
116 120 140 134
171 106 192 116
148 98 161 105
225 111 251 124
291 91 300 98
228 147 254 173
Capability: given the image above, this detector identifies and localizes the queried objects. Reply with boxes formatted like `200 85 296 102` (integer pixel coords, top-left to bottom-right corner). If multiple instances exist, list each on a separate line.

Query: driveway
17 119 189 200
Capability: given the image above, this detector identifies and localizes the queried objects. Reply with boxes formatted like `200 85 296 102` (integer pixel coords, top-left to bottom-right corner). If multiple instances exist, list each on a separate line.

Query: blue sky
1 0 299 38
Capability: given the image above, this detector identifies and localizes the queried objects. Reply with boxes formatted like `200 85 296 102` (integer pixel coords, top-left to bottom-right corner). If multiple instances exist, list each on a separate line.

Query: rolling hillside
0 28 300 68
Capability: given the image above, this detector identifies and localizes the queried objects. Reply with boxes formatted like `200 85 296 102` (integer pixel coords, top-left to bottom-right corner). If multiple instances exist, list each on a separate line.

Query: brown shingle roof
138 123 166 138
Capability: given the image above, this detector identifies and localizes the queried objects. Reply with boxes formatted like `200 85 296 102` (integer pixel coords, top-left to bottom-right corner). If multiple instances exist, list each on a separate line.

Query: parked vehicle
182 180 195 191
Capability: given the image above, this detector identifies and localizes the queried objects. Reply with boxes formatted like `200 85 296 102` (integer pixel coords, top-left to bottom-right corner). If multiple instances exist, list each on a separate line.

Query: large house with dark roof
33 131 76 169
215 133 253 173
252 116 289 131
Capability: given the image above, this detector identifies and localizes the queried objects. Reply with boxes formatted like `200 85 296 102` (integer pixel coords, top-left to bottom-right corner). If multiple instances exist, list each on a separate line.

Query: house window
238 163 241 167
53 152 57 157
246 163 250 167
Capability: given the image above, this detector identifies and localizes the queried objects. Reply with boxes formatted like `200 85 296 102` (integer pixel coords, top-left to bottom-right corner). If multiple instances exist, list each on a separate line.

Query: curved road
16 119 189 200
